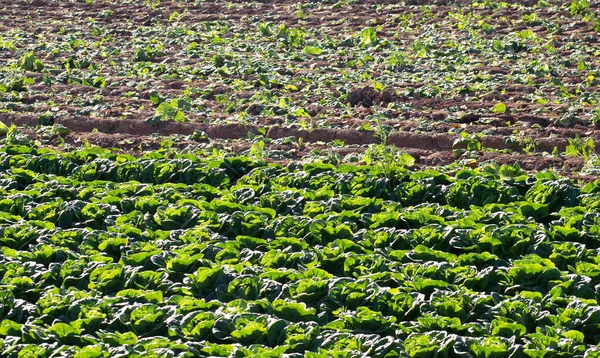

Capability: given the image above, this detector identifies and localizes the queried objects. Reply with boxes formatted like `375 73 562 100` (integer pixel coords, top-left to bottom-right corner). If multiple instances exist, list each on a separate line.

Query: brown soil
12 119 592 177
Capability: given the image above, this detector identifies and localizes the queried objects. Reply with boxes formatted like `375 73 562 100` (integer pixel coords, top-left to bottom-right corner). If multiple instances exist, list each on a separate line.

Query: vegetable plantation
1 134 600 357
1 0 600 357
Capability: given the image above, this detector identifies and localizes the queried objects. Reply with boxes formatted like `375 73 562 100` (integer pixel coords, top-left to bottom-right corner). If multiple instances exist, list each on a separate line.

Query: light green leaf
74 345 109 358
303 46 323 55
49 322 81 338
492 102 507 114
0 320 22 336
360 27 377 48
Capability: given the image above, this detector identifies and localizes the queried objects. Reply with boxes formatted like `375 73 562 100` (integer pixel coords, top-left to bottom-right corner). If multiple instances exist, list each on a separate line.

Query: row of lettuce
1 142 600 357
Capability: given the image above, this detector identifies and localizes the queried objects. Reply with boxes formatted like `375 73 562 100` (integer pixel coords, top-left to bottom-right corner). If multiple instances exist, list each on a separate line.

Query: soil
1 0 599 175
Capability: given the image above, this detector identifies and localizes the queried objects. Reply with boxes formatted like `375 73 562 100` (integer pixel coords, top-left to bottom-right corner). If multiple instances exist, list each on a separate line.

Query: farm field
2 135 600 357
1 0 600 357
0 0 599 169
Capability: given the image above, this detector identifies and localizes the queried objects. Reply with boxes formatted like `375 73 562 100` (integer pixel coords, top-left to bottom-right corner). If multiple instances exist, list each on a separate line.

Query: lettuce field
2 135 600 357
1 0 600 357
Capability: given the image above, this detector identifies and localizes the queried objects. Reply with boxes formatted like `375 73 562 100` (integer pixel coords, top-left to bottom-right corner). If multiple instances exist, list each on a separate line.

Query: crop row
1 0 599 134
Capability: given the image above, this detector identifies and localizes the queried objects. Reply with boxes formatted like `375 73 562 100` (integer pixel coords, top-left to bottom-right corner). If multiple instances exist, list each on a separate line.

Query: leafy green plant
149 98 190 123
20 52 44 71
582 154 600 174
133 46 164 62
553 105 583 127
191 130 209 142
258 22 273 36
386 51 408 70
0 121 7 135
363 144 415 186
453 131 483 155
144 0 161 10
591 108 600 125
168 10 187 23
249 140 266 161
569 0 589 16
565 136 595 160
277 24 306 48
359 27 378 48
0 37 16 50
303 46 323 56
0 74 34 92
520 136 537 154
491 102 507 114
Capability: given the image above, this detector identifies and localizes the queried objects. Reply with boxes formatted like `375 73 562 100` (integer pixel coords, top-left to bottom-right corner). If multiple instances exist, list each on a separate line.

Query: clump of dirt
346 86 402 107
